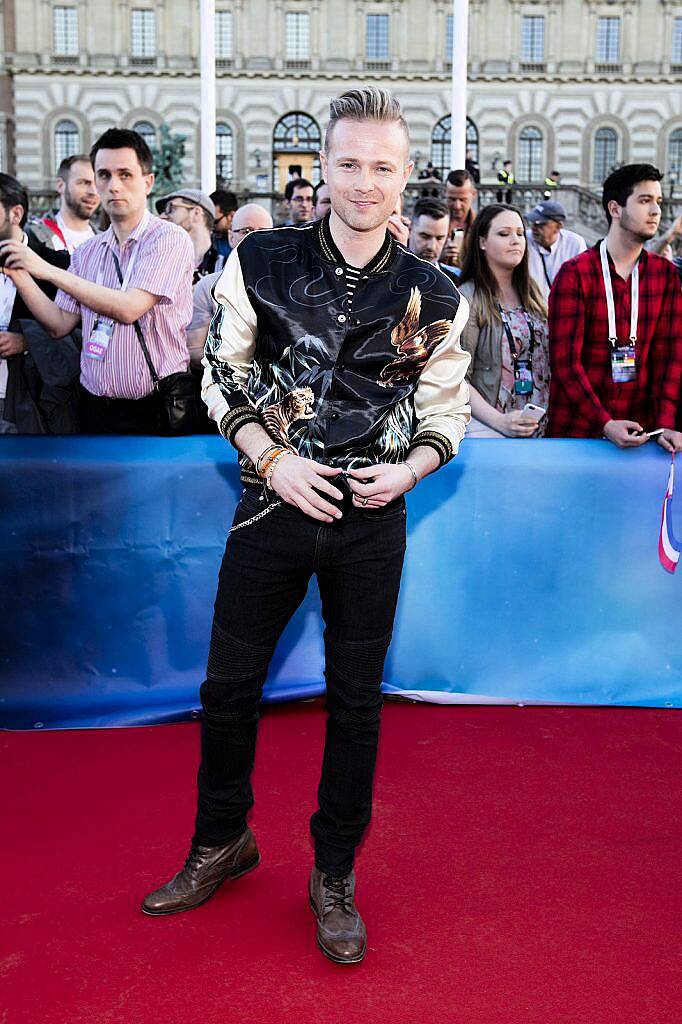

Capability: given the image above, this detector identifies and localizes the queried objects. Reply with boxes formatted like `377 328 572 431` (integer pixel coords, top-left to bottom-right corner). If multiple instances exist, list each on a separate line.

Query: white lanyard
95 211 150 292
599 239 639 348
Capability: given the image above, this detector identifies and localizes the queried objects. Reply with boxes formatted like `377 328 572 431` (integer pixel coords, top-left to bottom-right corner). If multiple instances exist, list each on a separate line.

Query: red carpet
2 702 681 1024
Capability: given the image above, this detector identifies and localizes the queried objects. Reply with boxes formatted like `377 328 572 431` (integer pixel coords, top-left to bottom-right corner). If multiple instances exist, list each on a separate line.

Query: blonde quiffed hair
324 87 410 155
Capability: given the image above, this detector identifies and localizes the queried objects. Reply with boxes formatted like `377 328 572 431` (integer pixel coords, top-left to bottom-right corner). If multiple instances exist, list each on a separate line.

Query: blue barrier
0 437 679 729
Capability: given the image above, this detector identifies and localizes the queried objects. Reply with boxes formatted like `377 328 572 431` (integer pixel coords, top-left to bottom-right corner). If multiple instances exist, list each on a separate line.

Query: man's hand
387 213 410 247
0 240 56 282
347 463 415 508
0 331 26 357
603 419 648 448
497 410 539 438
269 454 344 522
440 237 461 266
656 428 682 454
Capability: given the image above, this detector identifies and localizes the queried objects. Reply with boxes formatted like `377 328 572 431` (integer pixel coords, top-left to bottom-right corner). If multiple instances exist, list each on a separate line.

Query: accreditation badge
85 319 114 361
514 358 534 396
611 344 636 384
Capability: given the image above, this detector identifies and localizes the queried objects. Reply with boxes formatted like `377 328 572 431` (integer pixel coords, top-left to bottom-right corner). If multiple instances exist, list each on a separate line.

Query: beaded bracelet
258 446 288 479
262 448 292 487
256 444 283 478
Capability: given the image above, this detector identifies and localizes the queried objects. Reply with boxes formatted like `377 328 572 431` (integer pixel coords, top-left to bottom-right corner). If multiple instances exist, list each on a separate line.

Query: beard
64 188 96 221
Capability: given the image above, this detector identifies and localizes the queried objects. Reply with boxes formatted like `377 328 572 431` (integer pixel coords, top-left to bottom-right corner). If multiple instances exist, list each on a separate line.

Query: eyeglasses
231 226 257 237
162 201 195 215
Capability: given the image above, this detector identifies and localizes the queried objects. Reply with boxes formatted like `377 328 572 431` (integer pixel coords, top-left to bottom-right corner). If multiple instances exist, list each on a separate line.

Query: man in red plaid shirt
547 163 682 453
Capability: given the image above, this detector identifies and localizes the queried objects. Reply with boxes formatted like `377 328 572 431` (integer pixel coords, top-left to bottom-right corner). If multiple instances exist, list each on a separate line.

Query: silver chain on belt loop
229 498 283 534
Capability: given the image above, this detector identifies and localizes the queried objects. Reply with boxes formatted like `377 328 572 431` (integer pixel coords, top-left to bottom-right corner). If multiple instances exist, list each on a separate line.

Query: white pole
200 0 216 194
449 0 469 172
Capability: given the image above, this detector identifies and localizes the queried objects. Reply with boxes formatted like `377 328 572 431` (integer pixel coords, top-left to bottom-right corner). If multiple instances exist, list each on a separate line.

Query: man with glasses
526 199 586 301
282 177 314 226
187 204 273 378
209 189 238 260
157 189 225 284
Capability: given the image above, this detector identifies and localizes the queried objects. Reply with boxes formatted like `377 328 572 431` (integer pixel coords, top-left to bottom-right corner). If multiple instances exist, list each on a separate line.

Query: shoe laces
322 874 353 913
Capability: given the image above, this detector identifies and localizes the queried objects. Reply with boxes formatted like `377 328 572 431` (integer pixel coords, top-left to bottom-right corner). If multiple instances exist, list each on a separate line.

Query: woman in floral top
457 204 550 437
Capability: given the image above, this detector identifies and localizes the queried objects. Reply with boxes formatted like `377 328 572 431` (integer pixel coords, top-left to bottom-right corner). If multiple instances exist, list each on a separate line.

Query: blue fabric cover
0 437 679 729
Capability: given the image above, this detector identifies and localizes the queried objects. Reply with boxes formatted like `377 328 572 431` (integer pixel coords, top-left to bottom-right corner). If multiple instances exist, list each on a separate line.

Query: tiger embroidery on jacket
262 386 315 444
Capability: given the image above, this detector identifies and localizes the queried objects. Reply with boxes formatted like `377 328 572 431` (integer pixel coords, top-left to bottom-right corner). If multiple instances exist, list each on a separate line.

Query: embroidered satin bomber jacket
202 214 471 484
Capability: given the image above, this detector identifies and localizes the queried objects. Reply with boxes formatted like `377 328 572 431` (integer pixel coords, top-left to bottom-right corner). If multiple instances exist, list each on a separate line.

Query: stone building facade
1 0 682 195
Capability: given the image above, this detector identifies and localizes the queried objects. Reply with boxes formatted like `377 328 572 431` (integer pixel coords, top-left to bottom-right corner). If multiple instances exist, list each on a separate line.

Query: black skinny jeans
194 485 407 877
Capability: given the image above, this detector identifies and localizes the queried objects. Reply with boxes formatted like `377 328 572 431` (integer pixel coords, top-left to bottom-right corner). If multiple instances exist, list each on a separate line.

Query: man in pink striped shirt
0 128 194 433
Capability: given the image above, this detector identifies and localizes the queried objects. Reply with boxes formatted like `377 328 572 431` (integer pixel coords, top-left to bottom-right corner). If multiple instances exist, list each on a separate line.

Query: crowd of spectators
0 125 681 452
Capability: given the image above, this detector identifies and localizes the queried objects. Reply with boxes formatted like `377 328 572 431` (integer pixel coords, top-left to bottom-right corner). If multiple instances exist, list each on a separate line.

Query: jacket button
335 267 343 276
337 313 347 324
331 412 339 420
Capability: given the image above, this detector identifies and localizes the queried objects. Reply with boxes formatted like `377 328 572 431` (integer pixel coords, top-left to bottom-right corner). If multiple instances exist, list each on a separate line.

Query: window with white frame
596 16 620 64
445 13 453 62
518 126 543 180
216 123 234 183
668 128 682 181
673 17 682 65
216 10 233 61
593 127 618 182
286 12 310 61
133 121 157 151
131 9 156 59
53 6 78 55
521 15 545 64
430 116 479 180
54 119 80 170
366 13 389 60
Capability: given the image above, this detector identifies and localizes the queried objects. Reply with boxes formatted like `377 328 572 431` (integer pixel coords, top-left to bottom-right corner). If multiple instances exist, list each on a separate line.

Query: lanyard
95 211 150 292
599 239 639 348
539 250 553 290
498 304 537 363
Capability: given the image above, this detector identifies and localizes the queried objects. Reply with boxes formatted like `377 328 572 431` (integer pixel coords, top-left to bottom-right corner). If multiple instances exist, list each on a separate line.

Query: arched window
54 119 80 170
668 128 682 183
593 127 618 184
430 116 479 179
133 120 157 152
518 125 543 181
272 112 321 192
216 123 233 184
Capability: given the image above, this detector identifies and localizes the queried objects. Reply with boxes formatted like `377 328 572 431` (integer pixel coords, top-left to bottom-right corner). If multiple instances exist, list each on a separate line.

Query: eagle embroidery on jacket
378 287 452 388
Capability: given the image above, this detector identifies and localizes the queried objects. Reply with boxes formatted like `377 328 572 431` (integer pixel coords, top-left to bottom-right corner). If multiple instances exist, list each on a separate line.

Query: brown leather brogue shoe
309 866 367 964
141 827 260 916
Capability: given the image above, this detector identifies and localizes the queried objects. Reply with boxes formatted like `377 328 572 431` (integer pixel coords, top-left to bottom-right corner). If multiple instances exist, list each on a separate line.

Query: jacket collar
316 212 395 275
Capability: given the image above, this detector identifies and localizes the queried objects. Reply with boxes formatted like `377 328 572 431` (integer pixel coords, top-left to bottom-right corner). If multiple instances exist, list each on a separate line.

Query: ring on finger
361 496 369 506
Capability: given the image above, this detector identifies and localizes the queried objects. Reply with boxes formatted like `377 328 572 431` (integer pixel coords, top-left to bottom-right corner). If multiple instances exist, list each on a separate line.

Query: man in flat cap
157 188 227 284
526 199 586 301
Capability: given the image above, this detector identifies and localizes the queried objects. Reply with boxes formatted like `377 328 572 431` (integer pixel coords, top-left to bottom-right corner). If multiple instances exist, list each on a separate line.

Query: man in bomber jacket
142 89 471 965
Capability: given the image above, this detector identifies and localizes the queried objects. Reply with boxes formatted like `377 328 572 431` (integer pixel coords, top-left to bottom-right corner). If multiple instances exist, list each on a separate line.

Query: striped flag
659 455 681 574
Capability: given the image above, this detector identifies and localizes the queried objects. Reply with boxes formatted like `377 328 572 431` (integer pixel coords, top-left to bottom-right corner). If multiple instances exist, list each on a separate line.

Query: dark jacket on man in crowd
3 237 80 433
